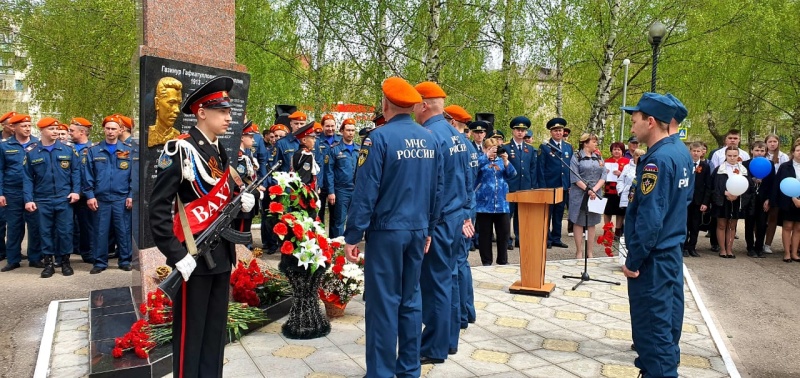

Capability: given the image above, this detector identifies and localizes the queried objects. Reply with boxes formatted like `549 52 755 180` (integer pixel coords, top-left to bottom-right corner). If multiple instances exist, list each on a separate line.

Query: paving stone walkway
46 258 736 378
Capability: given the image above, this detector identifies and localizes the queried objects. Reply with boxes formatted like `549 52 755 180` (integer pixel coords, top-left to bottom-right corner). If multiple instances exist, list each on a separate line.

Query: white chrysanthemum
341 264 363 280
330 236 345 245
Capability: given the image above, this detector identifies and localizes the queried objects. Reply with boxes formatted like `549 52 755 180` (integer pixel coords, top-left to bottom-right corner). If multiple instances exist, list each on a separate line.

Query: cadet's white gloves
176 254 197 282
241 192 255 212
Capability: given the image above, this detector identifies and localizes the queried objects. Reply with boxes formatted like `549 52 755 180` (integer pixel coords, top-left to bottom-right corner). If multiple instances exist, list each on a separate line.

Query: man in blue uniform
274 111 307 173
414 81 473 363
69 117 95 264
0 111 16 262
505 116 538 249
444 104 478 335
83 115 134 273
324 118 358 238
537 117 573 248
318 114 342 226
0 114 43 271
344 76 442 378
467 120 488 251
23 117 81 277
622 93 692 378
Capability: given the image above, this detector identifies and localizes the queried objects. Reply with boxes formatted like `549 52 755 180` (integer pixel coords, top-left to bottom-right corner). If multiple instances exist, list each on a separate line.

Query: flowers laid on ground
268 171 331 273
230 258 291 307
597 222 626 258
113 289 173 359
319 237 365 306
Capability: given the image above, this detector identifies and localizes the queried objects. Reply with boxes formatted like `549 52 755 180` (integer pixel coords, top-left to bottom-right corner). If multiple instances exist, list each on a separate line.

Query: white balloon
726 174 749 196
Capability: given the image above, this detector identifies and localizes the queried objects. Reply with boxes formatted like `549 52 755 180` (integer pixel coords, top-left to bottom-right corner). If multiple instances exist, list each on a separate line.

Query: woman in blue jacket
475 137 517 265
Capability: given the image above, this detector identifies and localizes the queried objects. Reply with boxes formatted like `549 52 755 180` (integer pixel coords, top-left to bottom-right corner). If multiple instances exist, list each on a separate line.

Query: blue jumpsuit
72 142 95 262
0 136 42 265
82 141 134 269
457 139 479 329
537 139 573 245
324 140 359 238
505 140 538 245
420 114 472 360
23 141 81 258
274 135 301 173
344 113 442 378
624 135 692 378
0 136 7 260
317 134 342 225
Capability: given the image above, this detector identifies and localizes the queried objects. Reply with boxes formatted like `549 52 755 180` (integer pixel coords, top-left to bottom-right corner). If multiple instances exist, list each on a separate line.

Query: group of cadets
0 112 135 277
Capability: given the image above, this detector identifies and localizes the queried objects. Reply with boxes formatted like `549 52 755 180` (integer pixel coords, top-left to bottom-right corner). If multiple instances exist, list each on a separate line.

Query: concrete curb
33 298 87 378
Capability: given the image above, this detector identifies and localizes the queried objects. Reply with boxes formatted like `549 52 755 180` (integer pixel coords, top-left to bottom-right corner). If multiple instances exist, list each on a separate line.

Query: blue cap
525 130 533 138
621 92 677 124
491 129 505 140
546 117 567 130
665 93 687 123
469 120 489 132
509 116 531 129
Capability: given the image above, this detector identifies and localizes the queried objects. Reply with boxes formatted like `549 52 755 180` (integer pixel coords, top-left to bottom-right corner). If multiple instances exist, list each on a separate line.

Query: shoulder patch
641 171 657 195
643 163 658 173
357 148 369 167
157 154 173 169
324 154 329 164
362 137 372 147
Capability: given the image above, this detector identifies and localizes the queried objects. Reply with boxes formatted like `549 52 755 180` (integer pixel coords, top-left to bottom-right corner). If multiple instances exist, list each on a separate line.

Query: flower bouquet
597 222 628 265
267 171 333 339
230 259 291 308
319 237 364 317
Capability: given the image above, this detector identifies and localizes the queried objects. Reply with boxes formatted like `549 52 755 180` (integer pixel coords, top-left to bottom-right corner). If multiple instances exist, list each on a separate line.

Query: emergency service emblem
357 149 369 167
641 163 658 195
324 155 329 164
119 161 129 170
157 154 172 169
60 160 70 169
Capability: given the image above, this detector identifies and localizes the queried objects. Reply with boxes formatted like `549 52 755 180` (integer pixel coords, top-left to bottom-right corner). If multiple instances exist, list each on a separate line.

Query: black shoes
119 265 132 271
688 249 700 257
420 356 445 365
448 348 458 355
41 256 55 278
89 267 106 274
507 244 514 250
710 245 720 252
29 260 45 269
552 242 569 248
547 243 552 249
61 259 74 276
1 263 20 272
683 250 689 257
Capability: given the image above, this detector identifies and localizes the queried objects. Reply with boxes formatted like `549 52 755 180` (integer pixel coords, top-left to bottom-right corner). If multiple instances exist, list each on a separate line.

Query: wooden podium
506 188 563 297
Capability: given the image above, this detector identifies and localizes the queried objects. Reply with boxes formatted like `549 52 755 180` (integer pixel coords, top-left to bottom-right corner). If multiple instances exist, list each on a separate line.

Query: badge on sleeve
641 163 658 195
324 155 329 164
357 148 369 167
157 154 173 169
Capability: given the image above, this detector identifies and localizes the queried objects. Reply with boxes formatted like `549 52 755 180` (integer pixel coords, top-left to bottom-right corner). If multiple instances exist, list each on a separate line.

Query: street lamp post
620 58 630 141
648 21 666 92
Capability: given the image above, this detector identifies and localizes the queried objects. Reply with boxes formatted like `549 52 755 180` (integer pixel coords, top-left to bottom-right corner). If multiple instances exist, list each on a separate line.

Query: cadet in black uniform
149 76 256 378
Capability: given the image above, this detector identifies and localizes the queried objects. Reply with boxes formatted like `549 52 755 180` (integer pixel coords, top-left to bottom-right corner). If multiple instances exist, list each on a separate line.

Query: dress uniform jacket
505 140 538 191
537 139 572 192
274 135 301 173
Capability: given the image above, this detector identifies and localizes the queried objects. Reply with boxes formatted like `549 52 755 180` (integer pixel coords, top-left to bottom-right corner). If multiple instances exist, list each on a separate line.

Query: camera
496 145 508 156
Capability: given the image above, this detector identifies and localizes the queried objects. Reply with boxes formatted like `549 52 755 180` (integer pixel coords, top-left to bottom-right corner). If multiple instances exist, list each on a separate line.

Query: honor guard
149 76 255 378
274 111 307 173
344 77 442 377
324 118 359 238
83 115 134 273
22 117 81 277
318 114 342 228
0 114 43 271
69 117 96 264
621 93 691 378
505 116 538 249
0 111 15 262
414 82 474 364
290 122 319 187
443 104 478 339
233 122 261 247
537 118 573 248
261 123 291 254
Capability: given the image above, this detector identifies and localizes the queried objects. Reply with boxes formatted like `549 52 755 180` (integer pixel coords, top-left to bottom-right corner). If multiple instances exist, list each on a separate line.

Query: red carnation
281 241 295 255
292 224 305 239
269 202 285 213
273 222 288 237
331 241 341 249
112 347 124 358
605 247 613 257
268 185 283 195
310 198 318 209
332 262 343 275
134 346 149 359
317 236 329 251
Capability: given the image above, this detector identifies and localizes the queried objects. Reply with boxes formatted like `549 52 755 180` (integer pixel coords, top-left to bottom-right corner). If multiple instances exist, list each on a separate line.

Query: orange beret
443 105 471 123
102 114 123 127
119 115 133 130
37 117 60 128
0 111 16 123
313 122 323 133
382 77 422 108
270 124 289 133
288 111 307 121
414 81 447 99
58 123 69 131
321 114 335 123
9 114 31 124
71 117 92 127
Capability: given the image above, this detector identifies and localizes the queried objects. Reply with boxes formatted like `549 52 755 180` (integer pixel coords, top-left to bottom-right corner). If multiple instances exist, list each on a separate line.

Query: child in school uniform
686 142 713 257
711 146 754 258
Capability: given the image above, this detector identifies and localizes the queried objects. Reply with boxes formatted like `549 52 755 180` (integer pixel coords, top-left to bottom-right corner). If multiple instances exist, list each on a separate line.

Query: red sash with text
172 169 232 242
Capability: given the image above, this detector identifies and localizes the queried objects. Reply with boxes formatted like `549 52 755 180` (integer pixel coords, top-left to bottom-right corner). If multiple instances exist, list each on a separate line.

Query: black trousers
477 212 510 265
172 270 231 378
260 197 279 250
745 198 768 252
686 204 703 250
708 215 719 247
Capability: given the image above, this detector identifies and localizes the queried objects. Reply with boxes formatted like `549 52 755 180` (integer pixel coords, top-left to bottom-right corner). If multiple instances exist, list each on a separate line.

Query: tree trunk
556 43 563 117
312 0 328 118
705 110 724 148
499 0 515 122
584 0 620 142
423 0 442 82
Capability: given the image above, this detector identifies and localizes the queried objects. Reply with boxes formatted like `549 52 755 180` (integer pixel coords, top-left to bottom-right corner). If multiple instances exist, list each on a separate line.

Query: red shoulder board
177 133 190 140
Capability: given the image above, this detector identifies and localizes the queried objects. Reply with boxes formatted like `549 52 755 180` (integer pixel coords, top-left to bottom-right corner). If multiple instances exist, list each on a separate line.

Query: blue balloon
749 157 772 179
780 177 800 198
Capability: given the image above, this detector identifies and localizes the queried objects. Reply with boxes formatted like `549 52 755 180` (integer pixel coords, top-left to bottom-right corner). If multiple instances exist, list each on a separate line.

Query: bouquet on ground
319 237 365 306
268 171 332 273
230 258 290 307
597 222 627 258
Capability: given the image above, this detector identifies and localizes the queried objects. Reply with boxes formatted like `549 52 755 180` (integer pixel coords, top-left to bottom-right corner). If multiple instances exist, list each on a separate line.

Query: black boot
61 258 74 276
41 256 55 278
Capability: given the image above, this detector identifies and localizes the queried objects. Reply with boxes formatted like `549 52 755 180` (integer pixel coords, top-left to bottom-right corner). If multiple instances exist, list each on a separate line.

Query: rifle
159 161 282 301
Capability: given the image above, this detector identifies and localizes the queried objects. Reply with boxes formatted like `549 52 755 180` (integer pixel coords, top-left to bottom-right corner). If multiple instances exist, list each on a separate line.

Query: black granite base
88 287 292 377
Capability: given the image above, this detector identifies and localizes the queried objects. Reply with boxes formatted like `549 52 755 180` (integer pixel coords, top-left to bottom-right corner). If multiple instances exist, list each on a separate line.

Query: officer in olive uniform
622 93 692 378
22 117 81 277
504 116 538 248
83 115 134 273
324 118 359 237
150 76 255 378
537 118 573 248
344 76 442 378
0 114 43 271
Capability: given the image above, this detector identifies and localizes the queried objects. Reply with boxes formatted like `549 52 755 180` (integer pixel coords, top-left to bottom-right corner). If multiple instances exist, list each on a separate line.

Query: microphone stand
547 142 620 290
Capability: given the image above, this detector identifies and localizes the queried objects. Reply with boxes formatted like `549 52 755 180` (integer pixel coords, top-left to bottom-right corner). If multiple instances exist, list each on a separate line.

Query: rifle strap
177 197 199 257
229 166 244 188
